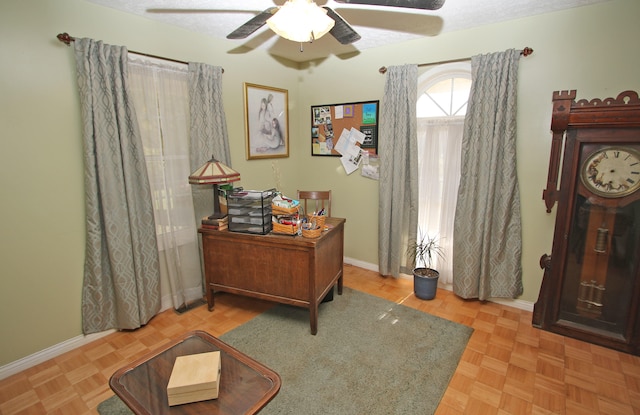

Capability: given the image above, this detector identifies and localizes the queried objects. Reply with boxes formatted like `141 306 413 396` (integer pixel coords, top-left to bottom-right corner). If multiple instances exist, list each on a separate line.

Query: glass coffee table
109 330 281 415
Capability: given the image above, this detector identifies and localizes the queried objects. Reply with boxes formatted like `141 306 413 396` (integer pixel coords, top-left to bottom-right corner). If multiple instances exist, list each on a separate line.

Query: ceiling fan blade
227 7 279 39
323 7 361 45
333 0 445 11
147 9 248 14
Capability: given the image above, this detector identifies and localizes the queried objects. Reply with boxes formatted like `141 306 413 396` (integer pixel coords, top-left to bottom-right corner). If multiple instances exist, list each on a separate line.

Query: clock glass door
558 144 640 338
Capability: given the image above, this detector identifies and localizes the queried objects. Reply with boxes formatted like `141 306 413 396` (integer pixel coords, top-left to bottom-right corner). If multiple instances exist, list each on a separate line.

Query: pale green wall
1 0 639 367
0 0 302 366
295 0 640 301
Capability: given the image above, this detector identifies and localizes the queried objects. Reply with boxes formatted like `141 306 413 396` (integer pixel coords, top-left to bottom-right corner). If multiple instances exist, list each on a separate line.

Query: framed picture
244 83 289 160
310 100 379 156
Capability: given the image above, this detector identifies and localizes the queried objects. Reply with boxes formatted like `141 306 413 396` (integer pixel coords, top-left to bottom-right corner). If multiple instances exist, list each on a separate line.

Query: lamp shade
188 156 241 185
267 0 335 43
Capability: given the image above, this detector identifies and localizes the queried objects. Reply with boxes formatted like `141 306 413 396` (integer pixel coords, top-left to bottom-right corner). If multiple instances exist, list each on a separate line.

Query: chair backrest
297 190 332 217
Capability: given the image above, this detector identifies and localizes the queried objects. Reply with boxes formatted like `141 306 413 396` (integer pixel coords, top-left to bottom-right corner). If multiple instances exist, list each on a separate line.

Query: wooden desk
199 217 345 335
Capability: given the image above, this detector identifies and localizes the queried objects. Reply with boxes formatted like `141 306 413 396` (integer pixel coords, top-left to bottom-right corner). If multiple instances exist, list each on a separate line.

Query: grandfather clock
534 90 640 355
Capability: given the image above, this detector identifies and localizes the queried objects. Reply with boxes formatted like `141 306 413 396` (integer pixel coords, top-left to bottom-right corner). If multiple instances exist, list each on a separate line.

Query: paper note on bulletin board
311 100 379 157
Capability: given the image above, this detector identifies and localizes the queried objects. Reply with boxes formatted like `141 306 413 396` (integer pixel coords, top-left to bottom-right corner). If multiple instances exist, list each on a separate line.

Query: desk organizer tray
227 189 275 235
230 212 272 225
227 222 272 234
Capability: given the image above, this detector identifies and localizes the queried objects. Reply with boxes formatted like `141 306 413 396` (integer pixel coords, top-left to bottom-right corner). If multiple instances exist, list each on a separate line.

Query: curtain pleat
453 49 523 300
74 38 161 333
378 65 419 277
188 63 230 223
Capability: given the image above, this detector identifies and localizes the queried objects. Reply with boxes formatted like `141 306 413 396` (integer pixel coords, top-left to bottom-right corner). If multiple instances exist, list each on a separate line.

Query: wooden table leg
207 286 215 311
310 302 318 335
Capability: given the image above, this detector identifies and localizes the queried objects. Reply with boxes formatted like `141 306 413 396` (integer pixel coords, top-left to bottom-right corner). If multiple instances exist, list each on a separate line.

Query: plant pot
413 268 439 300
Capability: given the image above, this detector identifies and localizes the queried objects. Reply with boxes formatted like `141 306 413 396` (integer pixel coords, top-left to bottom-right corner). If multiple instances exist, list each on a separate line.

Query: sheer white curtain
128 56 203 310
416 119 464 285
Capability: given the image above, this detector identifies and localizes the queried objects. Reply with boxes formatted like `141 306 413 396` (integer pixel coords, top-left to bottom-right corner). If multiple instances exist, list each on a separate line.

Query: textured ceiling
84 0 610 63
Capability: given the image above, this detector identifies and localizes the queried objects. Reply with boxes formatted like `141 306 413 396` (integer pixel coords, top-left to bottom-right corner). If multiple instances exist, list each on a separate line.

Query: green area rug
98 287 473 415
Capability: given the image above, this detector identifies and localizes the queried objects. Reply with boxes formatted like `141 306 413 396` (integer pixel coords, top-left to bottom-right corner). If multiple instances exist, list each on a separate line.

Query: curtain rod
378 47 533 74
56 33 224 73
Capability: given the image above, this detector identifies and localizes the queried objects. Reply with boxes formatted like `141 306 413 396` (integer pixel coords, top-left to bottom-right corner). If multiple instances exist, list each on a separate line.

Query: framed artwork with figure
244 83 289 160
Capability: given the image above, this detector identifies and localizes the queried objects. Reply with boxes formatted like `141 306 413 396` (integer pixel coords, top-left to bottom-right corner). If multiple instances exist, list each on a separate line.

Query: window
417 67 471 118
128 57 195 249
416 63 471 285
128 55 204 308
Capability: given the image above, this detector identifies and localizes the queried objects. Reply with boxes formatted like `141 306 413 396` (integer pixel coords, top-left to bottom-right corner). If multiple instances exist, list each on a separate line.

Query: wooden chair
297 189 334 303
297 190 331 217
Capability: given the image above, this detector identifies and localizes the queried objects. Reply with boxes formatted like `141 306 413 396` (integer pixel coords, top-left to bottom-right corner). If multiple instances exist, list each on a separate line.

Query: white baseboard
489 297 534 312
343 256 379 272
0 330 115 381
344 256 534 312
1 258 532 381
0 288 203 381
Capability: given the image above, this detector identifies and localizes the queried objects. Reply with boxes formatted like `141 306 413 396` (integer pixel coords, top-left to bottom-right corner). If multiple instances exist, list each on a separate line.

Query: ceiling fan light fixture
267 0 335 43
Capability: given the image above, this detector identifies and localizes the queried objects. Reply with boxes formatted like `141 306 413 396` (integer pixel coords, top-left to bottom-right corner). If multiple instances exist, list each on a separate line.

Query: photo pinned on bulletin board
334 127 366 175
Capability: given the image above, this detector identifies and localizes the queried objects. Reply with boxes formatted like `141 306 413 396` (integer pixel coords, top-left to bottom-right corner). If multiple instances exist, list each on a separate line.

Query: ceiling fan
226 0 446 45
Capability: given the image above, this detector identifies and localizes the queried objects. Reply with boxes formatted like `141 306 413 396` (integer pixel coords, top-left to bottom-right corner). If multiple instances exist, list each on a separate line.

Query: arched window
416 63 471 286
417 65 471 117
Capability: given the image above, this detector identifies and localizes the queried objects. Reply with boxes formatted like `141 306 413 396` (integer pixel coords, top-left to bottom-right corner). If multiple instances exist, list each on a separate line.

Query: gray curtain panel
453 49 523 300
188 63 231 222
74 38 161 334
378 65 419 277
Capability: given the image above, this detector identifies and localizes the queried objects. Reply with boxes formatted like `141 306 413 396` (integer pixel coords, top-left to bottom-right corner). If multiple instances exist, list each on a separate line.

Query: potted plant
407 231 444 300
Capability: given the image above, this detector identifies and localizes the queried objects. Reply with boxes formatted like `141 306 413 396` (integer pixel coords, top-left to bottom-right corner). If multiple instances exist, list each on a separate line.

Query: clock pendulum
576 205 613 317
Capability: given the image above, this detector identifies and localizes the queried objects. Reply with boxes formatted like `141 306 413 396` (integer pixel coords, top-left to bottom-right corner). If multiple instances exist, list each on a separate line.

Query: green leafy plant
407 231 445 277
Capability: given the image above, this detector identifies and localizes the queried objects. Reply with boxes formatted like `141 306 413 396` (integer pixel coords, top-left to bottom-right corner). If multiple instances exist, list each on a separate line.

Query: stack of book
201 216 228 231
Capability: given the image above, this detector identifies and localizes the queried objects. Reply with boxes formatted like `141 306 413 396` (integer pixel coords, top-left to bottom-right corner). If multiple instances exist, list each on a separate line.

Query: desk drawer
205 238 310 300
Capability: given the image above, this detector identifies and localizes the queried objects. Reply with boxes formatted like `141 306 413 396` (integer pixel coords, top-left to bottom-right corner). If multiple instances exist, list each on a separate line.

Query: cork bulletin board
311 100 379 156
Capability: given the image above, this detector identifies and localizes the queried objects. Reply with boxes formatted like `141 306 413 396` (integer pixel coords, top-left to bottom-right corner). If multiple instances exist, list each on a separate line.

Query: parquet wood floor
2 264 640 414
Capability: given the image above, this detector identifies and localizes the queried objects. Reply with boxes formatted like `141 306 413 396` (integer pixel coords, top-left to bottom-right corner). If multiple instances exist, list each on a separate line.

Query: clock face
580 146 640 198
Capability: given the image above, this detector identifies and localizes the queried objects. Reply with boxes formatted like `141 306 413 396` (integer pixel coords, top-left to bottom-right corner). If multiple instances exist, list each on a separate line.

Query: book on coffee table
167 351 221 406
